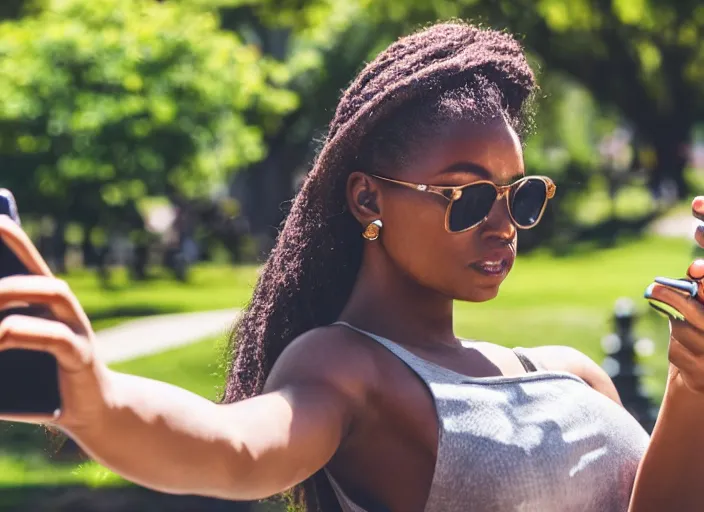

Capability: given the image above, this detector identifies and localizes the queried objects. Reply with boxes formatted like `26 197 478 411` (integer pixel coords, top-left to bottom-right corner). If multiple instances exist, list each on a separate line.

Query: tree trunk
52 219 68 275
647 122 692 201
81 224 97 267
232 140 309 254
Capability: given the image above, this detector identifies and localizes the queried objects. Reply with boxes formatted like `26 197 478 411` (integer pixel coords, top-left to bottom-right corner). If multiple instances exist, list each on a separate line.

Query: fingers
693 196 704 221
647 283 704 331
669 332 704 394
0 410 61 425
689 260 704 280
669 318 704 392
694 197 704 247
694 197 704 248
0 314 93 373
0 276 92 335
0 215 52 277
686 260 704 302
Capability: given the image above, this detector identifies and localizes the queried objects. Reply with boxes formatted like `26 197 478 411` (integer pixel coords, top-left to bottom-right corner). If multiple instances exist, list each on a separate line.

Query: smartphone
0 189 62 415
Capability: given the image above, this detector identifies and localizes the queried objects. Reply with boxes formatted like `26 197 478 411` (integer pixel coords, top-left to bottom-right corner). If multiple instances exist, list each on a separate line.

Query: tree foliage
0 0 298 225
365 0 704 197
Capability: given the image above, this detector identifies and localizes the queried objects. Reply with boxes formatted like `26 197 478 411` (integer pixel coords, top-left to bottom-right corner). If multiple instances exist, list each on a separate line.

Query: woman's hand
0 215 112 432
694 196 704 247
646 197 704 394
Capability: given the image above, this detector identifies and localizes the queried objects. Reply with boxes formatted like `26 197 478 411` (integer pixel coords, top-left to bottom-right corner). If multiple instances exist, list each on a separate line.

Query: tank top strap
512 346 542 372
325 469 368 512
333 321 467 385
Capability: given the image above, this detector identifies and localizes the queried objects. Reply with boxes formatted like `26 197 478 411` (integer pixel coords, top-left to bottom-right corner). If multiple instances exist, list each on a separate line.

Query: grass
64 265 260 331
109 335 229 400
0 232 701 489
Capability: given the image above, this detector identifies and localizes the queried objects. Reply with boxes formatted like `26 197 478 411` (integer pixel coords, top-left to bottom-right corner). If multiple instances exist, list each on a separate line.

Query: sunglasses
370 174 556 233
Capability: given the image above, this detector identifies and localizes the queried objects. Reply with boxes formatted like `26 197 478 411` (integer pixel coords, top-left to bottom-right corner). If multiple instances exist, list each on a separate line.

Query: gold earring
362 220 382 241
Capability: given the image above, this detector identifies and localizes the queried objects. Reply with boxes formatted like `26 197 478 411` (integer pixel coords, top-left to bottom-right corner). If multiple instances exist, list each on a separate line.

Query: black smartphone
0 189 62 415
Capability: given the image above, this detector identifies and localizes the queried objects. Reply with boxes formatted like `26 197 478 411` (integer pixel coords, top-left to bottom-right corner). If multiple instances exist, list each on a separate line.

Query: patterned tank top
326 322 650 512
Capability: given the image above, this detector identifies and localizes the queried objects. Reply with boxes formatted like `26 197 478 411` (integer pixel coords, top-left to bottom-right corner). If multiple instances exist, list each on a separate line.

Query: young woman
1 21 704 512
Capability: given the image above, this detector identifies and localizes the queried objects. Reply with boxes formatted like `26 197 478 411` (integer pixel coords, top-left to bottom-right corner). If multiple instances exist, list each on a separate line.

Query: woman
1 21 704 512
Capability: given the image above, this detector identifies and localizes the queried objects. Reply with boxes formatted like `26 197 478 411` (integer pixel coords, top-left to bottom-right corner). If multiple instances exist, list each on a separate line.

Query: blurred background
0 0 703 510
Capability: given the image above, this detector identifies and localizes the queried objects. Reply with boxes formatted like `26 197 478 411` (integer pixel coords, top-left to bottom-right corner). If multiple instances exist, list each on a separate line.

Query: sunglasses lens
448 183 497 232
510 178 548 228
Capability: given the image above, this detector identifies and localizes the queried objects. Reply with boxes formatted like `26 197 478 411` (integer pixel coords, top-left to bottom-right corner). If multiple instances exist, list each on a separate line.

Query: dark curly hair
220 21 537 512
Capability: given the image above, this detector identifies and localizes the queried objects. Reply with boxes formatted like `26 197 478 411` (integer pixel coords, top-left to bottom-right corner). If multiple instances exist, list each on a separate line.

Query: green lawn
64 265 260 331
0 233 700 488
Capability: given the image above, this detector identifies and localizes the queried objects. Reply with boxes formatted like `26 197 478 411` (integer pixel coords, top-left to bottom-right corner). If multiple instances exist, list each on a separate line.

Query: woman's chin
455 283 501 303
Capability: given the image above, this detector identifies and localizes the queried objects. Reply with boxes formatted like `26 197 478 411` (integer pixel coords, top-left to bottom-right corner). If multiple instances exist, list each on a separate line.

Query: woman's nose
480 196 516 241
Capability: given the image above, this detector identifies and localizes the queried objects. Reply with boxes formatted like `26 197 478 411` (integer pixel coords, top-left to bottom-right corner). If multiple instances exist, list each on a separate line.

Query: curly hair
220 21 537 512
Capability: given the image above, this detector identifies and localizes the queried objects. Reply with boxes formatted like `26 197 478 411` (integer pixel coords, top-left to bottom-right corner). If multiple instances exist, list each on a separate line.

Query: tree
0 0 25 20
0 0 298 246
173 0 396 243
365 0 704 198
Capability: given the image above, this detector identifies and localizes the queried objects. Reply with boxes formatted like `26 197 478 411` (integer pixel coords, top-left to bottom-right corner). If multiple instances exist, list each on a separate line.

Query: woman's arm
0 213 371 501
627 199 704 511
628 367 704 512
63 329 371 501
67 373 346 500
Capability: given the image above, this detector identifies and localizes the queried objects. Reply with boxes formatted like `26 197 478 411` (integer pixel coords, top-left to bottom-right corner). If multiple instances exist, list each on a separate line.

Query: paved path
650 211 703 239
95 309 241 364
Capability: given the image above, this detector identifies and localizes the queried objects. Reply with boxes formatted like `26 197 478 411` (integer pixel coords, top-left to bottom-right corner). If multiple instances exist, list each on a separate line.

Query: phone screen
0 189 61 415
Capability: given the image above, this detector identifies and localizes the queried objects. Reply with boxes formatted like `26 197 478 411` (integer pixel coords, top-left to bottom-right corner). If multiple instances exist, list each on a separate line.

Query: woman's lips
469 251 514 278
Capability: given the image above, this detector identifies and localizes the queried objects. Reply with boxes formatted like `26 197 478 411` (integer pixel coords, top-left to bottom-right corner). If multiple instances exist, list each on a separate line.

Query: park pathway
94 309 240 364
649 211 703 239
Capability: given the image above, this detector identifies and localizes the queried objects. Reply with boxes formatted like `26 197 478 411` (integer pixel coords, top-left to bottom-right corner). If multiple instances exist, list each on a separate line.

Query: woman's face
351 115 526 303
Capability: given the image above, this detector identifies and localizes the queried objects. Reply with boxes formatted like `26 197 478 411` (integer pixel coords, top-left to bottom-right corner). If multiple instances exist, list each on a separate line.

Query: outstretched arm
71 328 369 500
70 364 355 500
0 210 370 502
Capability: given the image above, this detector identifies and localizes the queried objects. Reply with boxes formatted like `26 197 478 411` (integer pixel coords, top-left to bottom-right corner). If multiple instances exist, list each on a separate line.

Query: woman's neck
339 247 457 349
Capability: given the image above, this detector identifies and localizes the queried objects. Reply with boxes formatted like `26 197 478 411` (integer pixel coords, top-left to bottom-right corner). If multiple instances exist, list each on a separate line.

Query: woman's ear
347 172 382 226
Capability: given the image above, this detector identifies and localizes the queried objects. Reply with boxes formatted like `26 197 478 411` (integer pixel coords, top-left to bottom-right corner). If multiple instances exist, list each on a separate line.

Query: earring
362 220 382 241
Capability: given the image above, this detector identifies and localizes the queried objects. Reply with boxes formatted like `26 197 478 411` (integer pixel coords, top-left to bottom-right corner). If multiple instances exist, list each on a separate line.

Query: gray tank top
326 322 650 512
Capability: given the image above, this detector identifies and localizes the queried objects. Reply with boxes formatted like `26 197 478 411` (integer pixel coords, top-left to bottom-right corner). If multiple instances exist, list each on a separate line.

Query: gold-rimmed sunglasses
370 174 556 233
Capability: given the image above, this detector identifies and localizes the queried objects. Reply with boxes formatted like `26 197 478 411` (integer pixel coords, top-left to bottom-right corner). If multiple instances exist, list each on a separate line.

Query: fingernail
688 260 704 280
694 197 704 219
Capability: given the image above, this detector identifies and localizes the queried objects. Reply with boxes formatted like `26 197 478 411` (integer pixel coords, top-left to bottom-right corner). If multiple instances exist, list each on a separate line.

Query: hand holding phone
641 198 704 395
644 197 704 321
0 189 105 425
694 196 704 247
0 189 62 415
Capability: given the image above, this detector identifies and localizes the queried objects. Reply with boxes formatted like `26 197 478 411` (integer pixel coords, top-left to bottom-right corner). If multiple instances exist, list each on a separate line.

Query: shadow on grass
89 307 186 332
549 212 662 257
0 486 262 512
89 306 179 322
574 212 660 246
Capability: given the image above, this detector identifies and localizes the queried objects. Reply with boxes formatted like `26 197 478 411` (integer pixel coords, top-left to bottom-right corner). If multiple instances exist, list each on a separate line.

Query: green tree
0 0 298 236
366 0 704 198
176 0 395 239
0 0 26 20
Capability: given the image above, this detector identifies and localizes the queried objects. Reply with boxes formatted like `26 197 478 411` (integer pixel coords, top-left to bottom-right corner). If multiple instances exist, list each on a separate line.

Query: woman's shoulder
265 323 384 399
522 345 623 406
